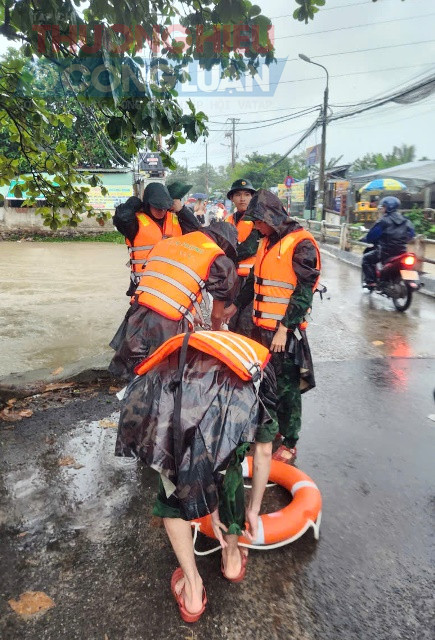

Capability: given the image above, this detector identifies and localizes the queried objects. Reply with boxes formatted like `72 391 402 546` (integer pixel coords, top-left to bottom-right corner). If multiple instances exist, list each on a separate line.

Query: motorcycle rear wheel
393 282 412 312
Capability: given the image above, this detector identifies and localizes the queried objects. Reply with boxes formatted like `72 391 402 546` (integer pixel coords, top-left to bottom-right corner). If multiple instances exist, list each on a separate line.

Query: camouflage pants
270 353 301 449
153 443 250 536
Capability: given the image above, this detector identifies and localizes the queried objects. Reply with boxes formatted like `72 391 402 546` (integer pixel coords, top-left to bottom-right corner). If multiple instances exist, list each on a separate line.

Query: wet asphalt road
1 254 434 640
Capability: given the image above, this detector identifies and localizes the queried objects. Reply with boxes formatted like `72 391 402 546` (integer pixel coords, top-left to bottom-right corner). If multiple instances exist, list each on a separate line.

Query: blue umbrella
192 192 207 199
359 178 407 192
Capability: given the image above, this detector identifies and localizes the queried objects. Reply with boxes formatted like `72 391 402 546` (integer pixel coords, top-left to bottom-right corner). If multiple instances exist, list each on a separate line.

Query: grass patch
5 231 125 243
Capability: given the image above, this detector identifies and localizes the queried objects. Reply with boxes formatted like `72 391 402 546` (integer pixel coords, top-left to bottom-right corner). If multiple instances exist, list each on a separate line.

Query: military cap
166 181 193 200
227 178 256 199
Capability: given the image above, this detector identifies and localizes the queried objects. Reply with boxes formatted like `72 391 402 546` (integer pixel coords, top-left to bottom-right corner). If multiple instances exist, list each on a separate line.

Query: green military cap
227 178 256 199
167 181 193 200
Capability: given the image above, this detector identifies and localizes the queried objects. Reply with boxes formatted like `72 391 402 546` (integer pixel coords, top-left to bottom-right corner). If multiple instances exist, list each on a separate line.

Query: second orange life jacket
253 229 321 331
126 211 182 281
135 330 270 382
135 231 224 325
226 213 257 277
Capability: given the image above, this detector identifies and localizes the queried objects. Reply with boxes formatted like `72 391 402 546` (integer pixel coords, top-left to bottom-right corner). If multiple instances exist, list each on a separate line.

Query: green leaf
107 117 123 140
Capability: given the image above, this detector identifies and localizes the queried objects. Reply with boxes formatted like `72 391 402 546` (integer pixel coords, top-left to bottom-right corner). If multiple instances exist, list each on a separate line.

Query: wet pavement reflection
309 252 435 361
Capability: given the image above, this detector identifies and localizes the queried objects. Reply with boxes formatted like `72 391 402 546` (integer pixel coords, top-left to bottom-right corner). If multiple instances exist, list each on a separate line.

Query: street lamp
299 53 329 220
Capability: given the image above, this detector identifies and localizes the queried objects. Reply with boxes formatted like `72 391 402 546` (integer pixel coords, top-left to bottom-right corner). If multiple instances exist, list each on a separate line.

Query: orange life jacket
135 231 224 325
126 211 182 280
135 331 270 382
253 229 321 331
225 213 257 277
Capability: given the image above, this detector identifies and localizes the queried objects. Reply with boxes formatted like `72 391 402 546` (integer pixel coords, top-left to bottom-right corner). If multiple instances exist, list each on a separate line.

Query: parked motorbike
362 247 421 312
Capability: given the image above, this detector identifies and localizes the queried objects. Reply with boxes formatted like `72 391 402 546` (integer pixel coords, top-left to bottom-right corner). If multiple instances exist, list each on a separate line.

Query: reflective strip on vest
129 245 154 253
255 276 295 290
136 286 195 325
140 270 203 319
253 310 284 321
256 295 292 304
201 332 262 381
146 256 206 288
130 259 148 265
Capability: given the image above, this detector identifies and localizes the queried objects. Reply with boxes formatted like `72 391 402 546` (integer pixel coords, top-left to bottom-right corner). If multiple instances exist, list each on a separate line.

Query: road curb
0 351 115 403
320 244 435 298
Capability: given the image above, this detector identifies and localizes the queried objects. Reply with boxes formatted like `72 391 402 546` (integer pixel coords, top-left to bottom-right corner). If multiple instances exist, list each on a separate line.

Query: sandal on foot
170 567 207 623
221 548 248 583
272 444 297 465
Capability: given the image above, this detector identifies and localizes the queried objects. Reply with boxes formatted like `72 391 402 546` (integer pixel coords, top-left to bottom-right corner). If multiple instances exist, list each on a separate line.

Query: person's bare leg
221 534 245 578
163 518 204 613
223 441 272 576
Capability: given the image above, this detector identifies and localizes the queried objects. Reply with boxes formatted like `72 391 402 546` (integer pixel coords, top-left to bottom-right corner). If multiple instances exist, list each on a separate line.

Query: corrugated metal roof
351 161 435 187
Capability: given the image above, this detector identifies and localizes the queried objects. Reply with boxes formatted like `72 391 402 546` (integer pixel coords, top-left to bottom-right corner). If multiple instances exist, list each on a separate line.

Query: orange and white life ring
193 457 322 549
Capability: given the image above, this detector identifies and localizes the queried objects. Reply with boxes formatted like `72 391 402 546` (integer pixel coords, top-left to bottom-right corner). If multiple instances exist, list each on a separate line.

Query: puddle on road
2 411 143 544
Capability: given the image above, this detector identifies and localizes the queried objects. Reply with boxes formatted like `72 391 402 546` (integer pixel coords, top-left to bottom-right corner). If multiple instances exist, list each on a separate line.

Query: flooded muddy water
0 242 130 376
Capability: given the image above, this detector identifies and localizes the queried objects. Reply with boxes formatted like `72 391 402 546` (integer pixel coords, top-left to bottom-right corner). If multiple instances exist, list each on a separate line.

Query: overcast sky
174 0 435 171
1 0 434 173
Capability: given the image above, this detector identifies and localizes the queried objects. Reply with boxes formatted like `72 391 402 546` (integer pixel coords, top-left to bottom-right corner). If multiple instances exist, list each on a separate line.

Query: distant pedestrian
194 199 206 225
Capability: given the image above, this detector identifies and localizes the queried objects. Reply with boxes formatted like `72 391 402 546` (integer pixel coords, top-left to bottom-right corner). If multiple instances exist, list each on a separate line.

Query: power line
208 105 321 125
267 118 320 169
239 62 434 90
270 0 371 19
313 38 434 60
262 70 435 171
325 78 435 129
274 11 435 41
208 106 321 132
269 0 426 19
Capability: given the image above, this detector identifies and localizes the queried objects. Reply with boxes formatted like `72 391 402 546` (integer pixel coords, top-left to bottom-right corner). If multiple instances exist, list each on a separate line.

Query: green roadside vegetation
5 231 124 243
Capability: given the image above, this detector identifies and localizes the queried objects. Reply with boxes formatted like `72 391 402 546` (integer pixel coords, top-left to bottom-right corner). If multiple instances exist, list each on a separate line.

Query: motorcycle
361 246 421 312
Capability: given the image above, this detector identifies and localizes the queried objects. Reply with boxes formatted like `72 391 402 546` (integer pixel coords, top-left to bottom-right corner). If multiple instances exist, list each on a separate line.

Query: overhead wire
207 105 321 125
261 68 435 171
60 74 129 167
208 106 322 131
240 63 434 91
274 11 435 41
266 117 321 169
269 0 427 19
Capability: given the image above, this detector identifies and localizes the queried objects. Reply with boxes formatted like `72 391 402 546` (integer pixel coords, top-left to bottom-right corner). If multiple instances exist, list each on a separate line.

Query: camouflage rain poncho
115 344 276 521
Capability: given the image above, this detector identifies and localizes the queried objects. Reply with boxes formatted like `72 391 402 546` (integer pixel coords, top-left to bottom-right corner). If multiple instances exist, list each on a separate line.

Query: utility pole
299 54 329 221
226 118 240 168
205 143 209 197
317 79 329 221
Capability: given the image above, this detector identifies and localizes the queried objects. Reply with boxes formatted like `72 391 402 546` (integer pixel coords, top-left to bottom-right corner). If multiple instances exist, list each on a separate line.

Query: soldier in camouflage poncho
109 222 239 381
115 333 277 621
224 189 321 465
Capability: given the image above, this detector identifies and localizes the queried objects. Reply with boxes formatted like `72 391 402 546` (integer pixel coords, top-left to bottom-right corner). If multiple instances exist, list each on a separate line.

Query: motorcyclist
361 196 415 287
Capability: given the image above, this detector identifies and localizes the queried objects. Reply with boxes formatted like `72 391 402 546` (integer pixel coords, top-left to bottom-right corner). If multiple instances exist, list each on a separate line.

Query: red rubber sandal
221 548 248 583
170 568 207 623
272 444 297 465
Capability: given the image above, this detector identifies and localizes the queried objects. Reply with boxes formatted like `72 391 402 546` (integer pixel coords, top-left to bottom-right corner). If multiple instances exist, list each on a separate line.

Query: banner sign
87 184 133 209
306 144 321 167
290 182 305 203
